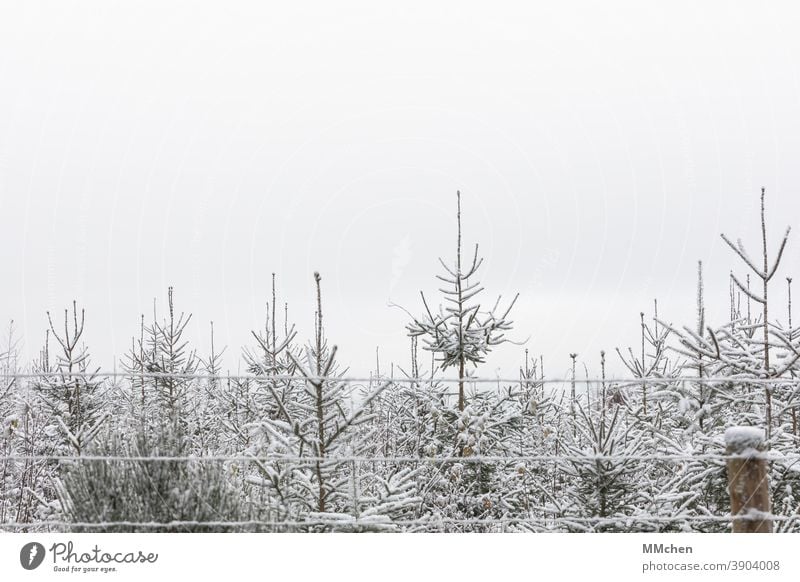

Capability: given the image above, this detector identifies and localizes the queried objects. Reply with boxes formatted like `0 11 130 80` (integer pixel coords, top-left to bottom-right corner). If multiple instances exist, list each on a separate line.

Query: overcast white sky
2 2 800 378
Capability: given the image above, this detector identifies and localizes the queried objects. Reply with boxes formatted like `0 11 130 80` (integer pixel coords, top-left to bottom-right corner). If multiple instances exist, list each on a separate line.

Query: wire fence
2 371 800 383
1 453 798 463
0 515 796 531
1 373 797 532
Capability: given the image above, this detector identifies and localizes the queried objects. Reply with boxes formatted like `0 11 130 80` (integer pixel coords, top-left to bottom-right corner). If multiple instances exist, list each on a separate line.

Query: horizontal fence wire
2 372 800 384
1 454 798 463
0 515 797 531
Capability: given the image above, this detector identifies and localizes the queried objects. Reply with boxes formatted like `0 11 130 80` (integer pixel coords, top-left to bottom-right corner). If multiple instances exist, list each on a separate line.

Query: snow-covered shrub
56 425 243 532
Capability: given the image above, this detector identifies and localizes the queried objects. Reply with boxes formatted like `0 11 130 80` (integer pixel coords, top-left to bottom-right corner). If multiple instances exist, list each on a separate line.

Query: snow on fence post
724 426 772 533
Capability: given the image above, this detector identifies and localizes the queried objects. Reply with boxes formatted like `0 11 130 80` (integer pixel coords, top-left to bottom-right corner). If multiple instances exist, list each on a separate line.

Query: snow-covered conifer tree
405 191 519 413
243 273 417 530
36 302 107 456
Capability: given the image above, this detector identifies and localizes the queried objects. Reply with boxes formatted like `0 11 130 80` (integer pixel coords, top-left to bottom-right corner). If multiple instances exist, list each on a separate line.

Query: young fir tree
233 275 301 521
717 188 794 436
12 304 108 525
243 273 417 530
36 302 107 456
615 302 677 413
241 273 300 436
121 287 199 440
405 191 519 412
190 321 226 455
558 402 649 532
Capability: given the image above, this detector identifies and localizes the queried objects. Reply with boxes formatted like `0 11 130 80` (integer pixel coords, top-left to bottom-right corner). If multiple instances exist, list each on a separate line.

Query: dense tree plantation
2 190 800 533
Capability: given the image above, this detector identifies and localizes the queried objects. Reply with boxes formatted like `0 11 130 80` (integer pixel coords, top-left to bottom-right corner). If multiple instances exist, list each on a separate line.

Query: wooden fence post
724 426 772 533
